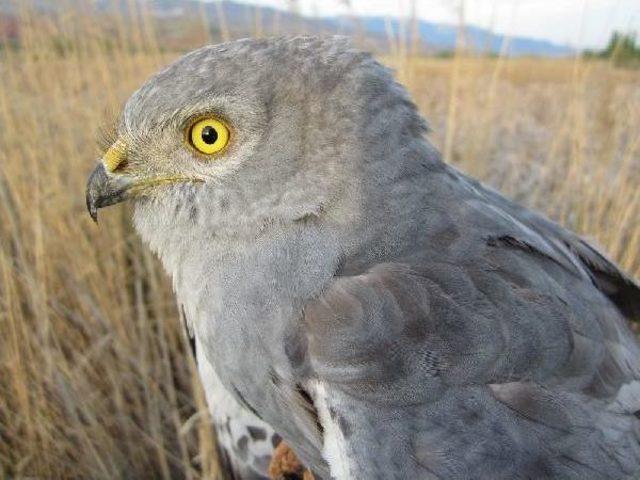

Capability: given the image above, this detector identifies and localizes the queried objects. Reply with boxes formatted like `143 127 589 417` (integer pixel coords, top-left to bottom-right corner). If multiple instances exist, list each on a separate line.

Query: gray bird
86 37 640 480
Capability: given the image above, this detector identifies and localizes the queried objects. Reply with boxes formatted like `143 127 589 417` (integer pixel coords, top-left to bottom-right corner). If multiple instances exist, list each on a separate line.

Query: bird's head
86 37 428 245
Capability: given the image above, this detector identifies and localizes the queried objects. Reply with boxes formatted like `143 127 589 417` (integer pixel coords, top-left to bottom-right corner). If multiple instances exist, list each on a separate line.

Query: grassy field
1 5 639 480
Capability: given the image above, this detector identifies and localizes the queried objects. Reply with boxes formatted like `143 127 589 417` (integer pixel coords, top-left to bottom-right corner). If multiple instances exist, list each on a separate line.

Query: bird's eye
188 117 230 155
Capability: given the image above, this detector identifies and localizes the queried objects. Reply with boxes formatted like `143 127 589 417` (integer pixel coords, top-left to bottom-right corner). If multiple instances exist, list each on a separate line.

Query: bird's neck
137 209 341 379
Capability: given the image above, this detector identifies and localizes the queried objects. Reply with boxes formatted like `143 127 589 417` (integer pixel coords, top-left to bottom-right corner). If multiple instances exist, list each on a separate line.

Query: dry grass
1 4 639 480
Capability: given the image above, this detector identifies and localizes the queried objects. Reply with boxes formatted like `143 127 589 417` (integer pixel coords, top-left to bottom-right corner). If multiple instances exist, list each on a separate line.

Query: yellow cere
102 139 127 172
188 117 230 155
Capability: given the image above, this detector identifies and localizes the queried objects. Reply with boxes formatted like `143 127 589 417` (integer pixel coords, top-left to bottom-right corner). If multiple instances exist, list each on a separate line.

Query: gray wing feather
478 178 640 320
302 177 640 479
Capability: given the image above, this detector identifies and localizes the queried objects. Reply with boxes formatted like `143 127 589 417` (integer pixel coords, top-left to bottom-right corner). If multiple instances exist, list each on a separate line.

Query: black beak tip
86 162 108 224
88 202 99 223
86 180 99 223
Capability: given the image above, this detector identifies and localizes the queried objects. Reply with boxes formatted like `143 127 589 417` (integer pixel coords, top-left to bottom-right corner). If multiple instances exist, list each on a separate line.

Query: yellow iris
188 117 230 155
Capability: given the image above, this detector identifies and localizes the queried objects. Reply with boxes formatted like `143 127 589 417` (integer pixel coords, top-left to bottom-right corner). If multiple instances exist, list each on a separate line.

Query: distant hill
0 0 574 57
343 16 572 56
152 0 573 56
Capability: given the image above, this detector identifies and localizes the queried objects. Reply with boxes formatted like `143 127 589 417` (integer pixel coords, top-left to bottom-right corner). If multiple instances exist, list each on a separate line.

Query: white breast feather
312 381 353 480
196 337 276 469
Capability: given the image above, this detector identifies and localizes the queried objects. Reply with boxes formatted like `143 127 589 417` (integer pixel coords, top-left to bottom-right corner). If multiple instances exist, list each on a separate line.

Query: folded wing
302 185 640 479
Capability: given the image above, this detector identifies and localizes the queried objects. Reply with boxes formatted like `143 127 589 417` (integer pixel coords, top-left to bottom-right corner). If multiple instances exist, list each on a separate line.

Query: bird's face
85 63 269 223
86 37 427 243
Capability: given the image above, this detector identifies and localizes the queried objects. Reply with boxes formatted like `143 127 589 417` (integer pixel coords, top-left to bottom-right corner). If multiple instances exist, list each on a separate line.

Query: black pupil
201 125 218 145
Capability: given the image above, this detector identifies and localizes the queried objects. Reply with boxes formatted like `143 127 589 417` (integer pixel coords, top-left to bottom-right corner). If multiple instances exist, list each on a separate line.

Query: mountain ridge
155 0 574 56
0 0 574 56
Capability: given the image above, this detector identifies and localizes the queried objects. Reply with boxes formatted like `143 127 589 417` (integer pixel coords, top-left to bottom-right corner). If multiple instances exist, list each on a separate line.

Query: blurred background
0 1 638 478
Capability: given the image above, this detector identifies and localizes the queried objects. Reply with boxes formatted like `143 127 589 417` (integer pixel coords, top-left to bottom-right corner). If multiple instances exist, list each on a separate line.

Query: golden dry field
0 5 639 480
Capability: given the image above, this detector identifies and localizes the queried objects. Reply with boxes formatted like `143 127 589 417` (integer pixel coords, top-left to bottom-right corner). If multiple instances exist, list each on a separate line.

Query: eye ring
187 117 230 156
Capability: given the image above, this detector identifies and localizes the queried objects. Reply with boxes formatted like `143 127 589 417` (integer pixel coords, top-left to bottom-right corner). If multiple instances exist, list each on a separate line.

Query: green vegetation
585 31 640 67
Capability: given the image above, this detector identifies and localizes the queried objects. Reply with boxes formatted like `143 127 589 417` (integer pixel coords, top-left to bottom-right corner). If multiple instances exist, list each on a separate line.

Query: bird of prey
86 37 640 480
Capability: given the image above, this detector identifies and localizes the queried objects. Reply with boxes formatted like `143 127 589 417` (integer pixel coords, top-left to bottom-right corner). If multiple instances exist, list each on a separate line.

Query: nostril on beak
103 139 127 173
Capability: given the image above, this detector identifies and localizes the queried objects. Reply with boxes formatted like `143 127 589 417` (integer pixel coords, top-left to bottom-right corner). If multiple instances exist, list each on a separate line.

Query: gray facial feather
106 37 640 479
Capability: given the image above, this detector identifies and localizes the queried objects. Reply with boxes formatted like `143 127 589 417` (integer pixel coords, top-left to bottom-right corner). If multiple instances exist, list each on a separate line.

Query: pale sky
230 0 640 49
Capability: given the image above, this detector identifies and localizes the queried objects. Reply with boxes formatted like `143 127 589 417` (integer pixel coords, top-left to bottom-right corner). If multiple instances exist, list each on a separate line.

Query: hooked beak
86 139 203 222
86 139 131 222
85 162 134 223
